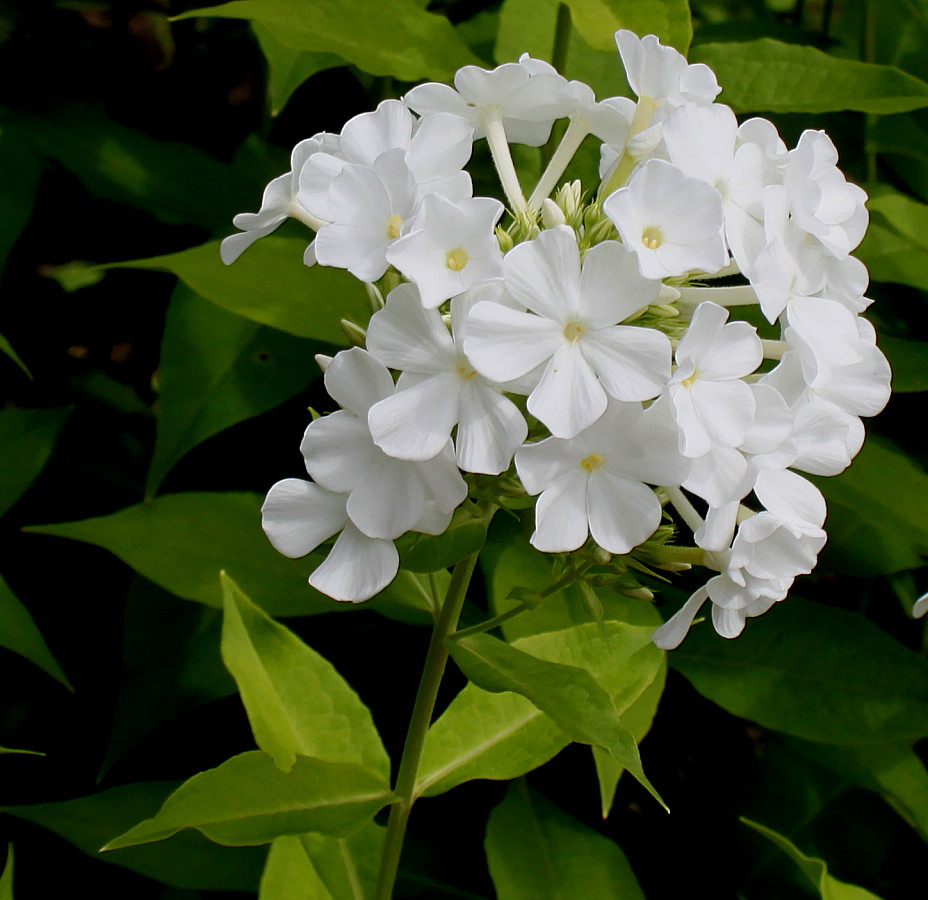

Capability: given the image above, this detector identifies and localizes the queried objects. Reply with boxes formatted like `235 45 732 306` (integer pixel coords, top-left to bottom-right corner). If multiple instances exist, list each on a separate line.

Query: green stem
451 601 532 640
374 550 482 900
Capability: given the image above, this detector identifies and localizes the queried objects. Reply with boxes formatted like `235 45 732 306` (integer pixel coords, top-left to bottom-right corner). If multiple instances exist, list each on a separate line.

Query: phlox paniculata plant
224 30 889 649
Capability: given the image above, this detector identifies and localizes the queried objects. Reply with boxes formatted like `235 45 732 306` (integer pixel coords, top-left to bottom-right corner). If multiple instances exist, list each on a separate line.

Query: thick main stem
373 551 481 900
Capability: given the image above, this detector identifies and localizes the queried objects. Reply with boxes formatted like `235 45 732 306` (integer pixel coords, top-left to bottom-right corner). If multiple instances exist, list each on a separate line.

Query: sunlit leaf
103 752 395 850
252 23 343 117
812 437 928 576
0 574 70 689
742 818 884 899
0 406 71 519
175 0 483 82
691 40 928 113
562 0 691 54
107 236 369 343
418 622 663 799
0 334 29 378
260 825 384 900
448 632 666 809
220 573 389 777
671 596 928 743
485 782 645 899
2 782 266 891
147 285 323 495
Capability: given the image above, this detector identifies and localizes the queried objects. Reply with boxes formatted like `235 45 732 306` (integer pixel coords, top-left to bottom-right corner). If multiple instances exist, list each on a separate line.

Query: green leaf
0 846 12 900
2 782 266 891
260 825 384 900
0 125 42 270
26 492 332 616
879 335 928 392
691 40 928 113
485 782 645 899
400 517 488 573
448 632 666 809
148 286 323 494
742 818 884 899
786 738 928 844
0 334 30 379
12 105 262 230
253 23 343 117
857 188 928 289
811 437 928 576
671 596 928 743
103 752 395 850
418 622 663 798
0 747 43 756
107 236 370 343
0 406 71 519
26 491 437 621
176 0 483 82
221 573 389 777
0 574 70 689
100 578 236 779
562 0 692 54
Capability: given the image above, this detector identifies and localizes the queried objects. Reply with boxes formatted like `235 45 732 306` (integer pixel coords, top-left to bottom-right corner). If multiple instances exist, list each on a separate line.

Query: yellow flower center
641 226 663 250
681 368 698 388
563 321 585 342
446 247 469 271
580 453 605 473
455 358 478 381
385 215 404 239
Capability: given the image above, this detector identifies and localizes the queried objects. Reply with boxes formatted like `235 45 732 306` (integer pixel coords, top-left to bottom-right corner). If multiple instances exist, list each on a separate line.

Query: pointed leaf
857 188 928 290
107 237 370 343
0 747 43 757
221 573 388 777
400 519 488 573
2 782 266 891
742 818 884 899
104 752 396 850
448 632 666 809
0 124 41 270
175 0 483 82
418 622 663 798
671 596 928 743
562 0 692 54
253 23 342 117
0 333 30 378
148 286 323 494
0 846 12 900
485 783 645 900
0 406 71 518
691 40 928 113
260 825 384 900
28 491 436 623
0 574 70 689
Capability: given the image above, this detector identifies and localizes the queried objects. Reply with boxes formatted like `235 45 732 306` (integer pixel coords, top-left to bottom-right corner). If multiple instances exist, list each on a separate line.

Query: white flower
385 194 504 308
300 348 468 540
653 510 825 647
615 30 721 110
261 479 399 603
464 226 671 438
515 399 690 554
365 284 527 474
404 56 574 146
221 135 333 264
665 301 763 458
603 158 728 280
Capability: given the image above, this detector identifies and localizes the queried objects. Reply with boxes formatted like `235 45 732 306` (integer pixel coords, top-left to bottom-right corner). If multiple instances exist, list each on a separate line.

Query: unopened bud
496 226 514 253
541 198 567 229
365 282 385 310
314 353 334 372
340 319 368 348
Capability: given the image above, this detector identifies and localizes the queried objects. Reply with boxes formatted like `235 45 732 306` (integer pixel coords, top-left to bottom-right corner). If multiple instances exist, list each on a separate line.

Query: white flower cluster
229 31 891 647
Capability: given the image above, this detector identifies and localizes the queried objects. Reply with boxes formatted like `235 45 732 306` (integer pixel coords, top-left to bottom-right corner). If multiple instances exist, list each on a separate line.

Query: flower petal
261 478 348 558
309 522 399 602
